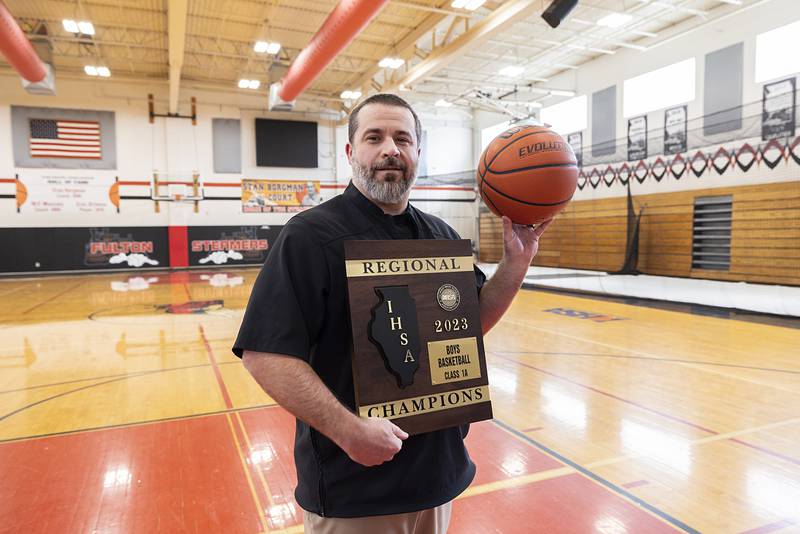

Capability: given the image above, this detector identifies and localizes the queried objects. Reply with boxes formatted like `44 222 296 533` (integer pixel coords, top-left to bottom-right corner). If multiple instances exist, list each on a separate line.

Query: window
540 95 587 135
623 58 695 117
755 20 800 83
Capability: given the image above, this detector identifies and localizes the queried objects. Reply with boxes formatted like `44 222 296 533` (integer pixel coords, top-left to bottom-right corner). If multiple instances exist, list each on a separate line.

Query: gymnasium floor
1 268 799 534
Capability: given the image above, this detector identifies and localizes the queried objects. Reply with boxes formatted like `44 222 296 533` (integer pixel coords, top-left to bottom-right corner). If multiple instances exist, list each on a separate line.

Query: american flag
29 119 102 159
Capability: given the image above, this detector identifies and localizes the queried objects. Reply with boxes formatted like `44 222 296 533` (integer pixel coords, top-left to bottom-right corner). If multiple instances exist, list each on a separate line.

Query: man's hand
502 216 553 268
336 417 409 467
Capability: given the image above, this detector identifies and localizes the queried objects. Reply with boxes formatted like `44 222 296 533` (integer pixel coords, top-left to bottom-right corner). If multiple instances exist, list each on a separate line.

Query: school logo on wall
85 228 159 268
188 226 279 266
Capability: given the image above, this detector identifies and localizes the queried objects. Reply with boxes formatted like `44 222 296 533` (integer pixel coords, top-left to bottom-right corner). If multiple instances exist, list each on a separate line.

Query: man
233 93 551 533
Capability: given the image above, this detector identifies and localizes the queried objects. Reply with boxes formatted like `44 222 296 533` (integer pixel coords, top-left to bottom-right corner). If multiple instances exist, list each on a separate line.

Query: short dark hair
348 93 422 145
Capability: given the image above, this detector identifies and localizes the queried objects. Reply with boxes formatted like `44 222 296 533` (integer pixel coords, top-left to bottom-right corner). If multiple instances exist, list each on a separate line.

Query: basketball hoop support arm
148 94 197 125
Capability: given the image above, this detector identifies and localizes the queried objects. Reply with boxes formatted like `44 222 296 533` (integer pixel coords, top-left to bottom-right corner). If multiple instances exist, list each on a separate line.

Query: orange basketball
478 125 578 225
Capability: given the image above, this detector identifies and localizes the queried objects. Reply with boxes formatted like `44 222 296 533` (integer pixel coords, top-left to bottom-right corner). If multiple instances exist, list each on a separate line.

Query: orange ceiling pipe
278 0 389 102
0 1 46 82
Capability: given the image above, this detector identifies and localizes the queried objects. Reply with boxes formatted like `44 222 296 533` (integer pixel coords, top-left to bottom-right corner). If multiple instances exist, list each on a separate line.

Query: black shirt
233 182 486 518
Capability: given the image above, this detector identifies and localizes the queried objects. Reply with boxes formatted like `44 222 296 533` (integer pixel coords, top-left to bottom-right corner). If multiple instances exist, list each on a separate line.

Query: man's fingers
502 216 516 244
534 218 554 237
392 424 409 440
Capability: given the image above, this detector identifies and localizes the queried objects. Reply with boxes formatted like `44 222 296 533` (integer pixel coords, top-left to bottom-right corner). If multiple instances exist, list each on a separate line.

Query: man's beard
352 156 416 204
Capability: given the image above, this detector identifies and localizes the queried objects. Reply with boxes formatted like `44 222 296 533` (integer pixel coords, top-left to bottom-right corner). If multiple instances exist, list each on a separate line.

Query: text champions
358 386 490 420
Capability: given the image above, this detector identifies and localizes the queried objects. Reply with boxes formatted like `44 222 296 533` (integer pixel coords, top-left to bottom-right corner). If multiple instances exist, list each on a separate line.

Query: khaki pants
303 502 452 534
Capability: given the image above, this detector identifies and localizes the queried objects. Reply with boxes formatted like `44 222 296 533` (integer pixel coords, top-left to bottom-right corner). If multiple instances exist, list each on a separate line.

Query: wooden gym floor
1 268 798 533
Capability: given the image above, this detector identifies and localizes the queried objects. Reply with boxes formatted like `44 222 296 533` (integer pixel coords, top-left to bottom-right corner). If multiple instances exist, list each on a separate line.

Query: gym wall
0 78 475 274
478 0 800 286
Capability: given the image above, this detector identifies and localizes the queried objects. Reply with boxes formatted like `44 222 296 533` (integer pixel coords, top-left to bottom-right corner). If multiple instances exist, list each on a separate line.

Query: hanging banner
663 105 688 155
627 116 648 161
567 132 583 167
242 179 322 213
17 175 116 214
762 77 796 141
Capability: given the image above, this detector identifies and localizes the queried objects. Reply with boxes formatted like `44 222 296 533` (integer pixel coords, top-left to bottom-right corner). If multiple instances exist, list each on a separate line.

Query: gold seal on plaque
436 284 460 312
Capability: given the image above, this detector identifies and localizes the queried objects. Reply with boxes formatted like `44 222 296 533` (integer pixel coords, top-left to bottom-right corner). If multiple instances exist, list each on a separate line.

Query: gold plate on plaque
427 337 481 385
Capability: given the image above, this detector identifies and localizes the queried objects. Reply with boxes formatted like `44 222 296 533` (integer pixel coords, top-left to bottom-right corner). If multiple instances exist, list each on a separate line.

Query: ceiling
3 0 764 116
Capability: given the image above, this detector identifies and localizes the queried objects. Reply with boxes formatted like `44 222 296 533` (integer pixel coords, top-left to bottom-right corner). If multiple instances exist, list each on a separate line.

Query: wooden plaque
344 239 492 435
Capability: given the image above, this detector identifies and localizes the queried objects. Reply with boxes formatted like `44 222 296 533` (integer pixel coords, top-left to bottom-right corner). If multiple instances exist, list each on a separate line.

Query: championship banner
187 225 282 266
664 105 688 155
627 116 648 161
242 179 322 213
345 239 492 435
17 175 116 214
762 78 796 141
567 132 583 167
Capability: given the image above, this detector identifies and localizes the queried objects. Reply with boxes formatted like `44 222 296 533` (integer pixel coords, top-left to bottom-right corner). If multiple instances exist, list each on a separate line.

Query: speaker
541 0 579 28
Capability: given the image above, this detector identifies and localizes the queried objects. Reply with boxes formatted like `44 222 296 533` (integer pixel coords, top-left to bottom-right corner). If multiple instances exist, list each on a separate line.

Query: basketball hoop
151 171 204 212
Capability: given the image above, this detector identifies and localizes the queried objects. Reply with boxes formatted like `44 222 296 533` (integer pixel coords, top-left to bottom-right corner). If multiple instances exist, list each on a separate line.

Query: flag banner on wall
29 119 101 158
241 179 322 213
567 132 583 167
11 106 117 169
17 175 116 214
627 116 648 161
663 105 688 155
188 225 283 266
762 77 796 141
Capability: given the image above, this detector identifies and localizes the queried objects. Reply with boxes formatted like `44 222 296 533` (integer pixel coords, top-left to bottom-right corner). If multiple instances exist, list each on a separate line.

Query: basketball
478 124 578 225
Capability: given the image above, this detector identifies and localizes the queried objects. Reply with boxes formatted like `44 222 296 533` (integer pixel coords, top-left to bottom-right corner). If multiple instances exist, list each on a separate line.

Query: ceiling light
379 57 404 69
238 79 260 90
597 13 633 28
340 90 362 100
96 66 111 77
62 19 79 33
452 0 486 9
499 65 524 77
435 99 453 107
77 21 95 35
549 89 575 97
254 41 281 54
84 65 98 76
